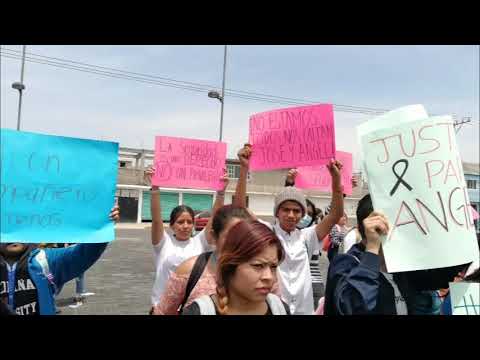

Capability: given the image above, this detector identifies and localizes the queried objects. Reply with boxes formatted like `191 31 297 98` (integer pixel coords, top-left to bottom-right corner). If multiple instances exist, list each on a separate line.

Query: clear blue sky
1 45 478 170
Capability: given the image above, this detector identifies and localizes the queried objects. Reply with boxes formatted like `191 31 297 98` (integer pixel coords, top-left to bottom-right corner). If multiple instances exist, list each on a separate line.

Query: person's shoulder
175 255 199 276
300 225 317 242
153 230 172 249
330 250 362 270
300 225 316 235
266 294 291 315
162 229 174 241
344 228 357 239
192 229 206 240
182 295 217 315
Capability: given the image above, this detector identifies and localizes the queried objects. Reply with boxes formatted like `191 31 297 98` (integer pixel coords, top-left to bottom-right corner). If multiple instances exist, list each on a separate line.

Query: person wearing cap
234 147 345 314
268 161 344 314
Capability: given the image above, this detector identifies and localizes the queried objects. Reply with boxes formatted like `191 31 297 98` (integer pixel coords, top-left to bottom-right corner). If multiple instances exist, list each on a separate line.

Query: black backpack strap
177 251 213 313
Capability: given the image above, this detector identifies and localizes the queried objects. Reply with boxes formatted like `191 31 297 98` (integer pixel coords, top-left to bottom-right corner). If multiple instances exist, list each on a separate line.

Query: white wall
224 192 275 217
249 194 275 216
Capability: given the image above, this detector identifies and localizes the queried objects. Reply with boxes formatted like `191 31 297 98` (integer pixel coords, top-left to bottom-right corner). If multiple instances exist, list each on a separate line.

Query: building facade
115 147 480 235
464 163 480 235
115 147 367 225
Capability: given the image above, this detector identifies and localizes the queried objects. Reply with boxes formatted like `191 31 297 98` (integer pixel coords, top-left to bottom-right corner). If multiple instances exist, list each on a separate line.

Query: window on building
119 161 127 168
116 189 139 198
227 164 241 179
467 180 477 189
227 164 251 180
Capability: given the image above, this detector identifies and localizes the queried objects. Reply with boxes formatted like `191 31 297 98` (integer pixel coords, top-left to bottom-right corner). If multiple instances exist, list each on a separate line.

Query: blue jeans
75 273 86 295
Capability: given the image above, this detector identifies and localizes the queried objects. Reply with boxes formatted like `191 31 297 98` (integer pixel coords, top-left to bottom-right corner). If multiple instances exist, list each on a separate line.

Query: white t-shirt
259 219 320 315
151 229 211 305
381 272 408 315
342 228 358 254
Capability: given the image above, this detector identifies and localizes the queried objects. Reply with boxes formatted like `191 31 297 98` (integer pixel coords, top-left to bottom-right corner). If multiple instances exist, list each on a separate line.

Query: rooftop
463 162 480 175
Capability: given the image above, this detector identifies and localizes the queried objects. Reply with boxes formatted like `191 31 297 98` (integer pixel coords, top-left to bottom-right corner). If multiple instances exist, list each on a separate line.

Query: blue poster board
1 129 118 243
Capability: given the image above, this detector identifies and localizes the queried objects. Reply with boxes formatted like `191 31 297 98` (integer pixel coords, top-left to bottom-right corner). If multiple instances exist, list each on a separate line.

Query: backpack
193 293 288 315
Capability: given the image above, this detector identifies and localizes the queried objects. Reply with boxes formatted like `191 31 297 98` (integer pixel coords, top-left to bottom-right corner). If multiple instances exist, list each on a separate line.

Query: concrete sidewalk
115 222 152 230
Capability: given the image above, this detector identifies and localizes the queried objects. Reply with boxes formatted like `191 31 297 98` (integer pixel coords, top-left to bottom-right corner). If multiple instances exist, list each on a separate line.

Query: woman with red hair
182 220 289 315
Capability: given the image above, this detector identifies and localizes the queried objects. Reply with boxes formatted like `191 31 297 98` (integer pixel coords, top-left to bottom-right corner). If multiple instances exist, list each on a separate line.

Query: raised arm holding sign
359 111 479 273
146 135 228 307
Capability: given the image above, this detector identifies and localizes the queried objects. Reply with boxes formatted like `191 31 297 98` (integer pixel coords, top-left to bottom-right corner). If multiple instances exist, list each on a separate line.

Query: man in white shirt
258 160 345 314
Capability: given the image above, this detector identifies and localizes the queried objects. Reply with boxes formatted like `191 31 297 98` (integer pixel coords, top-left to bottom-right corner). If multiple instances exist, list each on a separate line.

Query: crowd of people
1 143 479 316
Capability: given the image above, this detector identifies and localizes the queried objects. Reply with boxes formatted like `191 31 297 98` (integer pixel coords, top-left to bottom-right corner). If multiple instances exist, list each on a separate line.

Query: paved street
57 225 330 315
57 226 155 315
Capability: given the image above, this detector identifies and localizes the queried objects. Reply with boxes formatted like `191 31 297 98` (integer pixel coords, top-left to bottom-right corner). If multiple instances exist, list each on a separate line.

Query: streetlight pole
218 45 227 142
12 45 27 131
208 45 228 142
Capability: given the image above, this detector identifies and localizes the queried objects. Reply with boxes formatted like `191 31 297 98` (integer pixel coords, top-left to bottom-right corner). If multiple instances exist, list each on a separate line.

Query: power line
1 53 326 108
0 47 468 119
1 47 391 114
0 47 388 115
2 51 382 112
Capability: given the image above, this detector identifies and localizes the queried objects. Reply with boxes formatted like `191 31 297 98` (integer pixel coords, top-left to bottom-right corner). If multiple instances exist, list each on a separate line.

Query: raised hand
219 168 229 192
363 211 389 255
109 205 120 223
286 168 298 185
144 165 156 186
326 159 343 179
238 144 252 169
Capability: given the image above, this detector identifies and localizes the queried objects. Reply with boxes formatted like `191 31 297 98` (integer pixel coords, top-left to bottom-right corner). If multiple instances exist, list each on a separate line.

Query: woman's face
172 212 194 241
228 244 279 304
214 217 243 251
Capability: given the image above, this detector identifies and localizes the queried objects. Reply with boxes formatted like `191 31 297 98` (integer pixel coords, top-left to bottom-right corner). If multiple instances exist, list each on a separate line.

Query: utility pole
11 45 27 130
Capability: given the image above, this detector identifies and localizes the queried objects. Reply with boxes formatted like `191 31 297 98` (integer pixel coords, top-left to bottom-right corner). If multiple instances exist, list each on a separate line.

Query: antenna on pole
454 117 472 133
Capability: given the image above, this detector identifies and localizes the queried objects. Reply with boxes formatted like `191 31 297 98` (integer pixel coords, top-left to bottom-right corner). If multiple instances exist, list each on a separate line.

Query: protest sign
449 282 480 315
360 115 479 272
152 136 226 191
296 151 353 195
1 129 118 244
357 104 428 138
357 104 429 180
248 104 335 171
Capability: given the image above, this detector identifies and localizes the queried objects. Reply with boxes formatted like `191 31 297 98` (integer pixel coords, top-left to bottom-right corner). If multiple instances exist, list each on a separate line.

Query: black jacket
324 243 414 315
324 243 461 315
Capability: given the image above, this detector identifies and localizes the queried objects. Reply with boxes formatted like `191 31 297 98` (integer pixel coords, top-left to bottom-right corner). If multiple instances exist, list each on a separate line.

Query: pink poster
295 151 353 195
248 104 336 171
152 136 227 191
